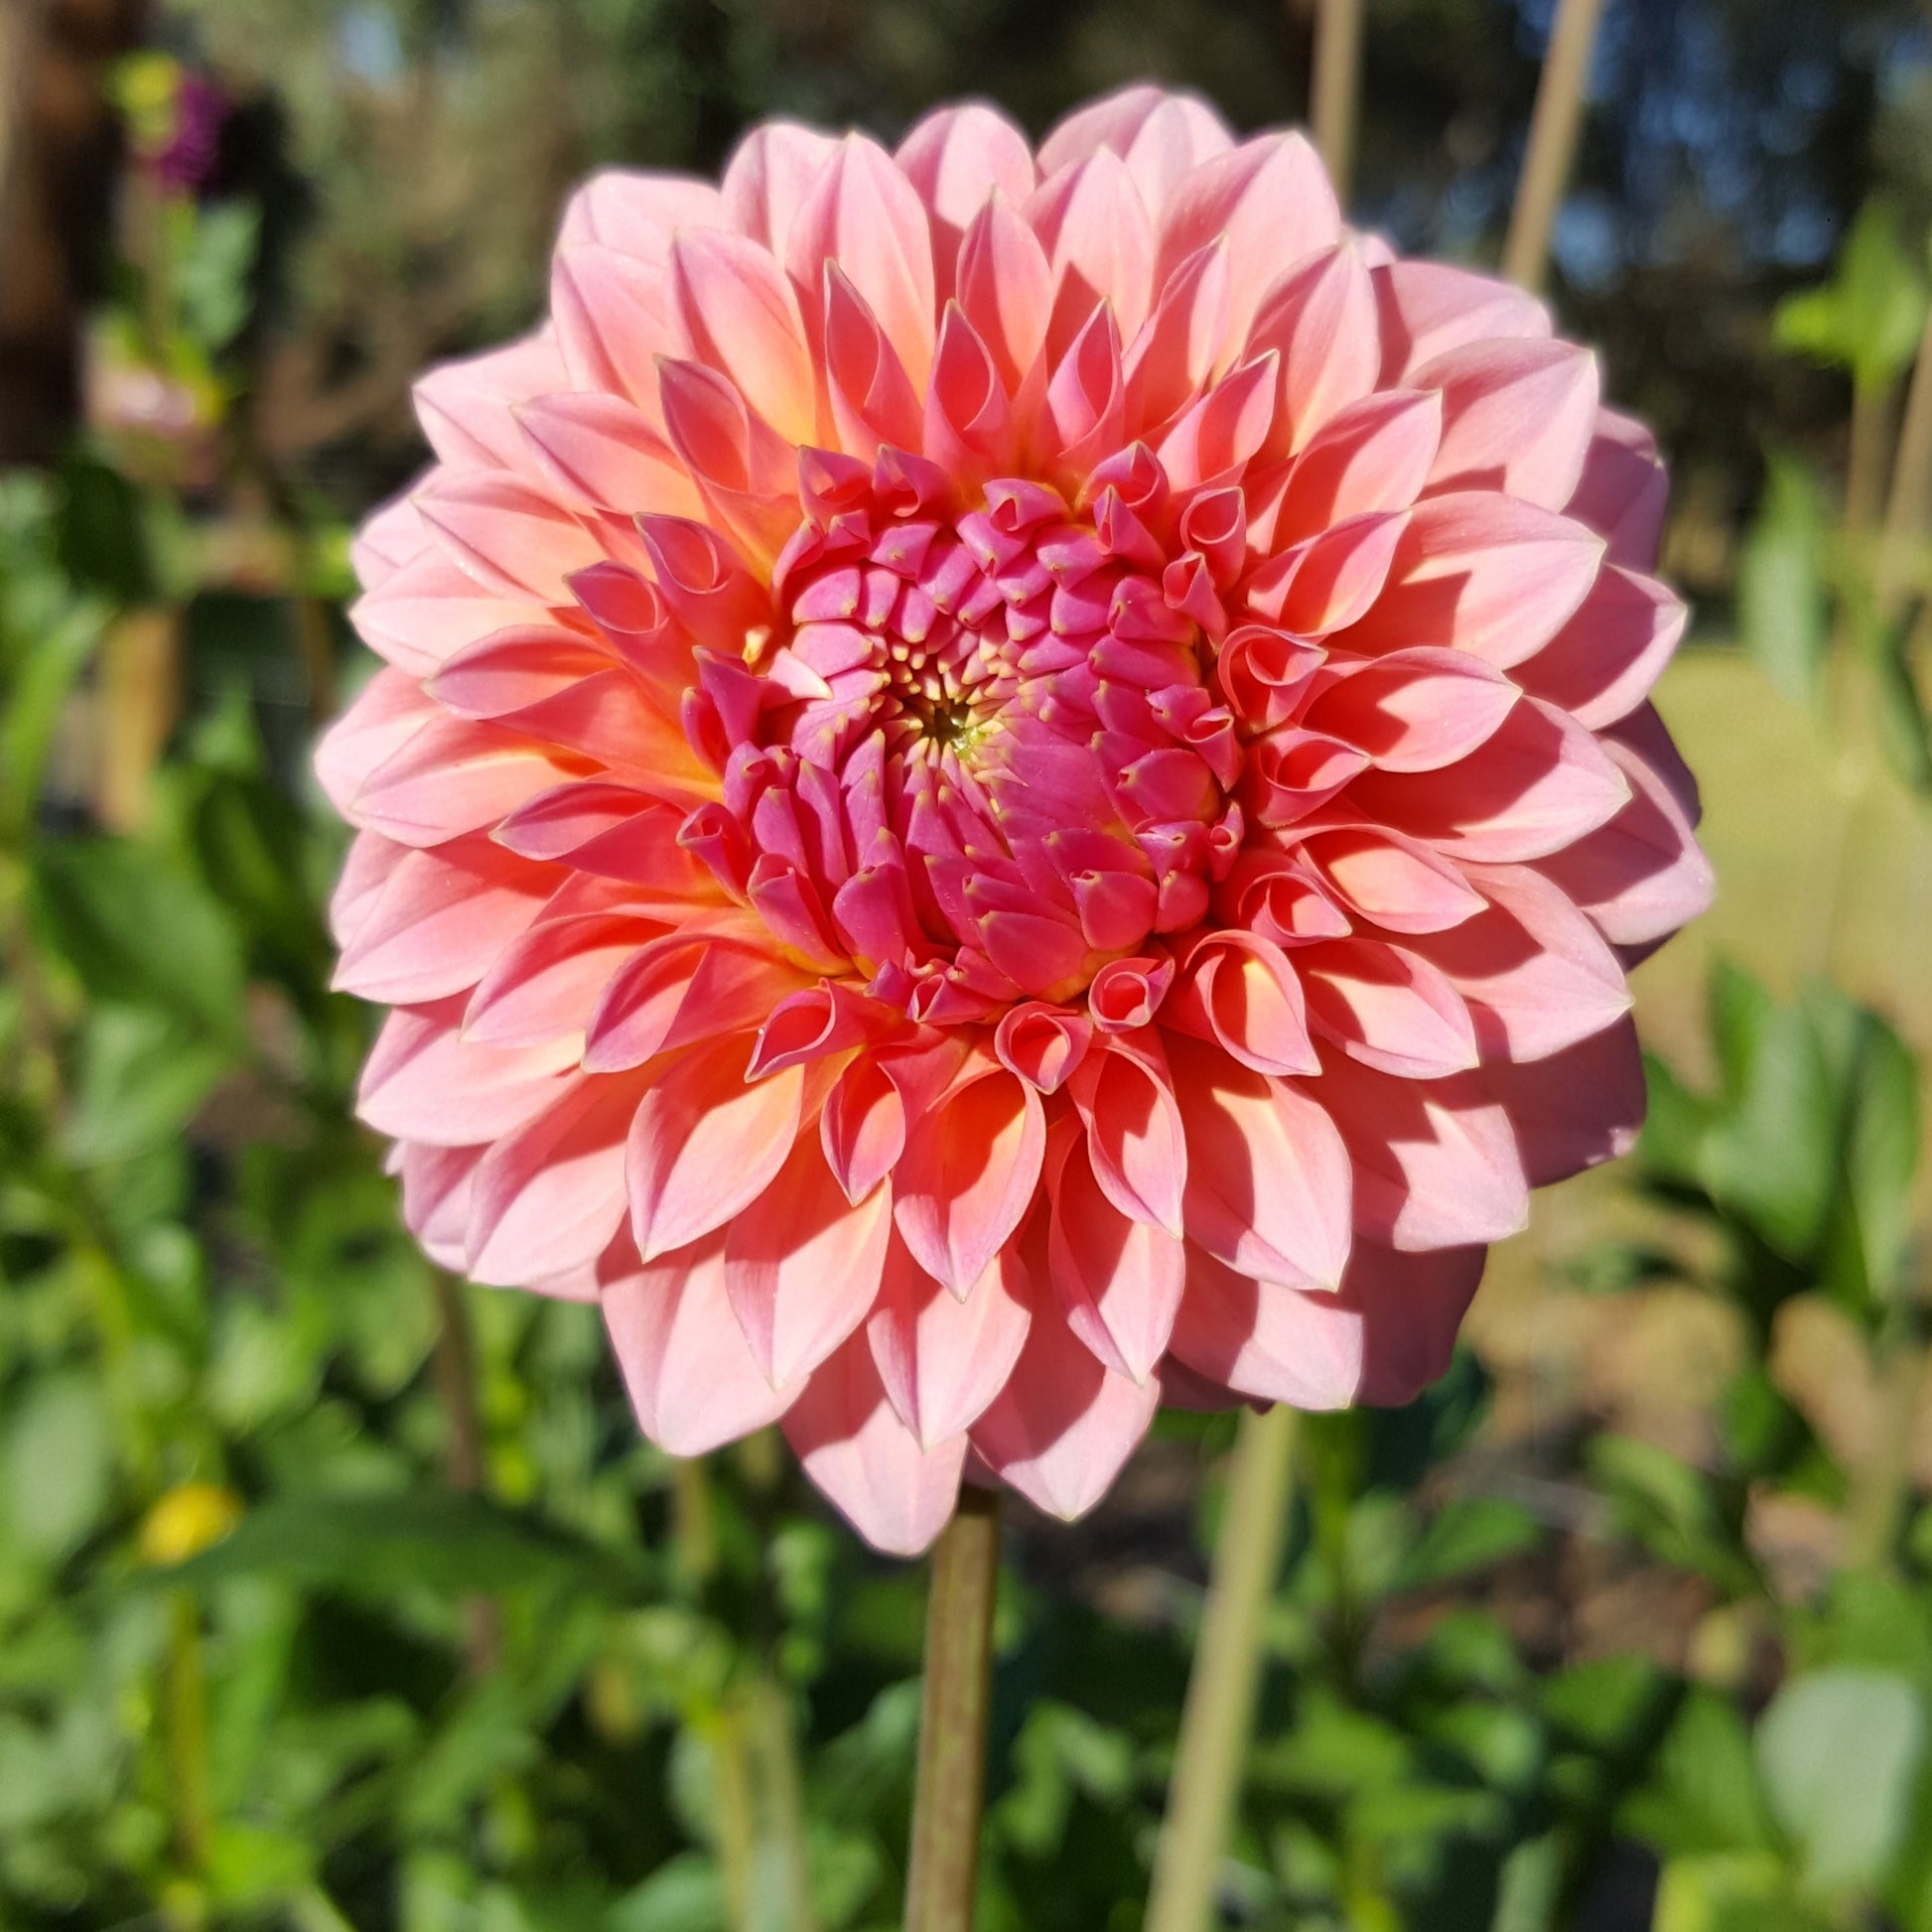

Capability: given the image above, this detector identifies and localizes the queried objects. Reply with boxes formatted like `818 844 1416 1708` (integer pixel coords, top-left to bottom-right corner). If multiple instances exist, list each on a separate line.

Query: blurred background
5 1 1932 1928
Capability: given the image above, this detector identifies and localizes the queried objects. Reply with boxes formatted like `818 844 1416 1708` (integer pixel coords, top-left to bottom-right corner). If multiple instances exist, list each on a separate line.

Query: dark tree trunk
0 0 147 468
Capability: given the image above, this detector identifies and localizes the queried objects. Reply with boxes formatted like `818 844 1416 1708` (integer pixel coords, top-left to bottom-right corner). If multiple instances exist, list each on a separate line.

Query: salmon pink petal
1156 133 1340 343
1347 696 1630 864
1068 1033 1188 1235
416 471 605 603
1414 338 1600 510
1165 929 1319 1077
1479 1014 1645 1186
357 1004 578 1146
1343 1239 1487 1405
513 391 703 519
725 1135 893 1390
1373 259 1551 381
956 193 1052 396
1169 1242 1363 1409
1037 84 1233 217
352 714 587 848
1300 936 1481 1079
467 1073 642 1286
397 1142 484 1271
1267 388 1443 542
415 334 568 475
969 1289 1162 1520
1305 646 1519 773
1299 826 1485 935
1566 408 1669 571
897 104 1036 296
1248 243 1381 458
462 910 655 1047
1338 492 1603 669
1167 1034 1352 1288
787 133 938 389
333 835 557 1005
1534 731 1715 950
1406 862 1630 1062
1516 565 1687 731
348 549 542 678
603 1230 795 1455
558 169 726 259
785 1331 968 1555
1048 1131 1186 1382
314 668 441 816
1026 150 1157 357
671 228 817 444
868 1229 1032 1448
893 1061 1045 1295
626 1035 805 1259
588 934 804 1071
722 121 839 257
1321 1058 1529 1250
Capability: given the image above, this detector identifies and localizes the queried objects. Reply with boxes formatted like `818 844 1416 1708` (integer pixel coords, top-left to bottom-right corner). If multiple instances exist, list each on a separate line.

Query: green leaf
175 200 260 352
1772 201 1930 389
1653 1854 1827 1932
1735 454 1830 705
606 1855 727 1932
1755 1667 1926 1894
32 838 246 1039
1870 623 1932 794
1587 1436 1750 1590
1698 968 1838 1262
2 1373 114 1560
169 1492 651 1601
1622 1688 1779 1859
61 1004 235 1165
1398 1497 1544 1589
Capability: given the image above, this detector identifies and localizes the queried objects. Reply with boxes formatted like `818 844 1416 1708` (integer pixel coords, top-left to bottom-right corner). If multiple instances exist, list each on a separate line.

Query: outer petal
897 103 1036 296
626 1035 805 1259
357 1003 577 1145
724 1138 895 1390
892 1060 1045 1296
466 1072 642 1287
1319 1056 1529 1250
787 133 938 389
1048 1130 1186 1383
970 1286 1162 1521
1166 1034 1353 1288
784 1331 968 1555
1479 1013 1646 1187
332 835 557 1006
868 1228 1033 1449
1037 84 1233 218
1169 1242 1363 1409
603 1229 795 1455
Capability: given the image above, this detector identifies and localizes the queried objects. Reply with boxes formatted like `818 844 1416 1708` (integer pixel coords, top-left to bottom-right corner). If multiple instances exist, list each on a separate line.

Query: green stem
903 1486 1001 1932
1145 1405 1300 1932
165 1588 213 1878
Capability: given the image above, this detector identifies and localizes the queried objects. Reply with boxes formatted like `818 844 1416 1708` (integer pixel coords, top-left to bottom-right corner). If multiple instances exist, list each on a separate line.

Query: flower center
709 467 1244 1024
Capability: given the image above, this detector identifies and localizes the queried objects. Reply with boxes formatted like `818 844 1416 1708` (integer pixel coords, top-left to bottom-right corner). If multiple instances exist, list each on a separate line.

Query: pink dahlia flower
319 87 1712 1554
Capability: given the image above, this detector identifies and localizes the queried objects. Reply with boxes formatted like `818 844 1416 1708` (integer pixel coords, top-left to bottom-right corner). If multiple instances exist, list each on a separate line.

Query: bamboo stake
1310 0 1366 204
1877 308 1932 618
1144 1406 1300 1932
1501 0 1609 293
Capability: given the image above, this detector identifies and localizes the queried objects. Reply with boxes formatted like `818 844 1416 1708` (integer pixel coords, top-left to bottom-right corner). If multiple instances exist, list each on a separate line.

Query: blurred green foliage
5 9 1932 1931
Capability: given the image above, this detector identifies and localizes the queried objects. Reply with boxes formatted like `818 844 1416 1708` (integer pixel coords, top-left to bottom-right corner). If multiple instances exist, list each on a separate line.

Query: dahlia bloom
319 86 1712 1554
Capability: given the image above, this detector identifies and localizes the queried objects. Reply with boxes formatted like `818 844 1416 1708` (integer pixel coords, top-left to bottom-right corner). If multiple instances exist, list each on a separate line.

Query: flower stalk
904 1484 1001 1932
1144 1404 1300 1932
